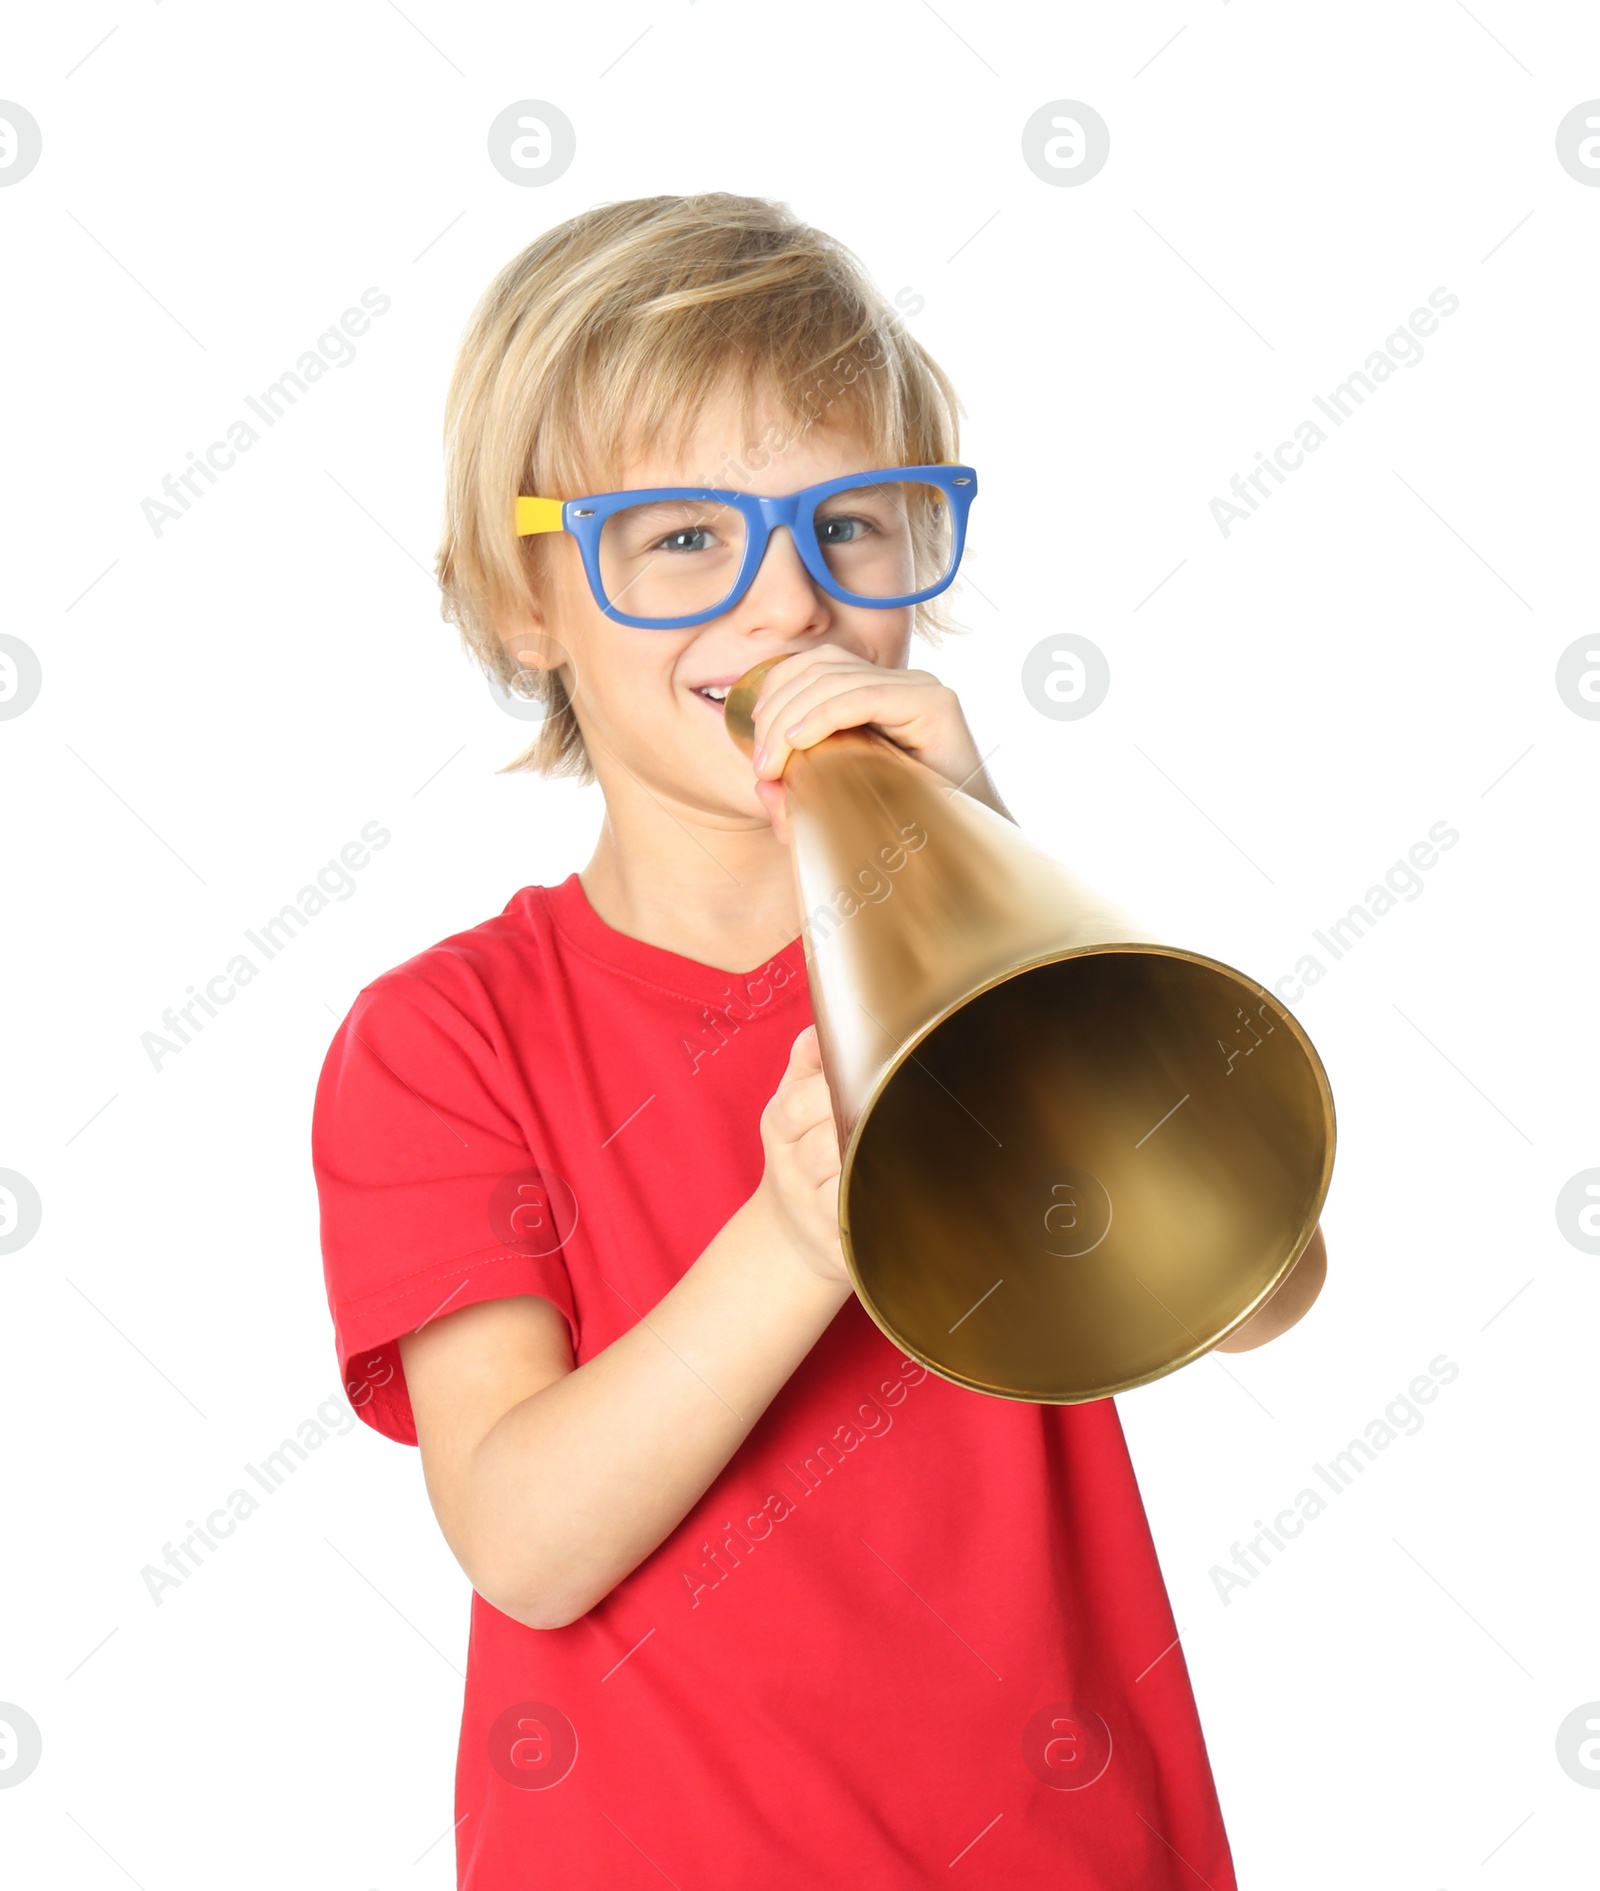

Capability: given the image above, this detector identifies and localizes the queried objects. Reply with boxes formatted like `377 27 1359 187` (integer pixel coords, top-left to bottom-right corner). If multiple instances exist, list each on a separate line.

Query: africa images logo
1208 288 1460 538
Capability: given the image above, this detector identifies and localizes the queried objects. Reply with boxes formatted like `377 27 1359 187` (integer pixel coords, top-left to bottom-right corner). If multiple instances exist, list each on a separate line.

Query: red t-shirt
312 873 1237 1889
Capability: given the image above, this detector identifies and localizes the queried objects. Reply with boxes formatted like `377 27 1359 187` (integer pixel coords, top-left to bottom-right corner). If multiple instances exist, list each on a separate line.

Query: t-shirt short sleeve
312 968 578 1445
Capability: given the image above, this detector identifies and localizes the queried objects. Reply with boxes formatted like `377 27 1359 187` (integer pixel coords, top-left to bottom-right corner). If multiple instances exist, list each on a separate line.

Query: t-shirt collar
536 872 808 1009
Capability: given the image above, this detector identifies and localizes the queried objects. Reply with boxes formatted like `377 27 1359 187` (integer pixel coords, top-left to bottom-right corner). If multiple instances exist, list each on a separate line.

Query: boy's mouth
693 685 730 705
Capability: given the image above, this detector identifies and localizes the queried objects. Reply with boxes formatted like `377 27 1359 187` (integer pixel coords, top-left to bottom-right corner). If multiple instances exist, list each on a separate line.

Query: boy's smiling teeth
697 685 729 702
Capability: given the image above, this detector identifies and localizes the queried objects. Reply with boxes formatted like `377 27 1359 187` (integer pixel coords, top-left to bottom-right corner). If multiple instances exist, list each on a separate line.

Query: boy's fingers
754 778 790 845
768 1039 833 1141
752 648 841 729
752 656 882 777
773 1070 831 1138
786 1023 821 1075
766 684 901 769
793 1118 842 1185
763 668 929 738
751 667 841 775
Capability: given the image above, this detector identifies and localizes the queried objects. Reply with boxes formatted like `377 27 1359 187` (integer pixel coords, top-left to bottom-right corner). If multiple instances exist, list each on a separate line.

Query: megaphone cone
727 659 1335 1403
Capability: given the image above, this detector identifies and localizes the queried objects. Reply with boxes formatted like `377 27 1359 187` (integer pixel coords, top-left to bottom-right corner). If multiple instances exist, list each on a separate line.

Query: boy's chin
702 764 777 829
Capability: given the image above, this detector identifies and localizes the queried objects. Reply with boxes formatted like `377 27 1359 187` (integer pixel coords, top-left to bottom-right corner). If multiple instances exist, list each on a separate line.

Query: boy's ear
509 634 562 673
496 606 563 674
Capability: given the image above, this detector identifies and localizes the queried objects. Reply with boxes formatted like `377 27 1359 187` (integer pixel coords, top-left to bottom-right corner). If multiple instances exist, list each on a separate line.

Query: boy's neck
579 790 802 976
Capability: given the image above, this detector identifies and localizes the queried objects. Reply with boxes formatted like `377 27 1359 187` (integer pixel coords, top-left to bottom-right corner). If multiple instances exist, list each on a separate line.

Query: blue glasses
515 464 978 630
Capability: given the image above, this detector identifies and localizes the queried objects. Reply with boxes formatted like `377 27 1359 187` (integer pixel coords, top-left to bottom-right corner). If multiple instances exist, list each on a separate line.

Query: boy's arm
398 1027 852 1631
1211 1222 1328 1353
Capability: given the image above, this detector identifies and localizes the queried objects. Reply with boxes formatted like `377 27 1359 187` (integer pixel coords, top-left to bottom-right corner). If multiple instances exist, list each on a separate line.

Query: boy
313 192 1321 1888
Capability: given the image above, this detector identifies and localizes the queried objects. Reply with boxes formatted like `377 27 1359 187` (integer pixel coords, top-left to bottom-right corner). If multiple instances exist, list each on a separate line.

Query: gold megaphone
726 660 1336 1404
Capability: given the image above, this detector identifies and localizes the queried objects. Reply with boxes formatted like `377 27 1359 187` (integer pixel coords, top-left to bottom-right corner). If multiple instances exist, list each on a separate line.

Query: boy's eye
816 512 874 545
654 524 717 553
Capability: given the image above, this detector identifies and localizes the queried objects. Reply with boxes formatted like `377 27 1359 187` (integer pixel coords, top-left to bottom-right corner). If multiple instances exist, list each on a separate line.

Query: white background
2 4 1598 1886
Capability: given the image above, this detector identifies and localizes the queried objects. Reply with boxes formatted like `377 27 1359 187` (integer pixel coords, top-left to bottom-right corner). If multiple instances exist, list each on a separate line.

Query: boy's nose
735 525 830 635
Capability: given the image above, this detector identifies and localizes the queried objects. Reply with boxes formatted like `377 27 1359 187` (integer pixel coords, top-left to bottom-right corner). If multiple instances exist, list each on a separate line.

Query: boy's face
504 382 914 825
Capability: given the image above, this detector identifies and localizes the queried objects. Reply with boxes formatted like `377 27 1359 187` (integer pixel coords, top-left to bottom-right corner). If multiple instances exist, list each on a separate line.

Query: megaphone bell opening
840 947 1333 1403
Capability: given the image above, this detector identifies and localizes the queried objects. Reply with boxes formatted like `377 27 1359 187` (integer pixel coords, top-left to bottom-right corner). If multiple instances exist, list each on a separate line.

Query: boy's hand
757 1025 850 1284
747 649 1008 839
1213 1223 1328 1352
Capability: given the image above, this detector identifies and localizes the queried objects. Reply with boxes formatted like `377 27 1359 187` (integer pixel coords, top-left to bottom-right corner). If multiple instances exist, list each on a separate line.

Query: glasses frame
514 463 978 630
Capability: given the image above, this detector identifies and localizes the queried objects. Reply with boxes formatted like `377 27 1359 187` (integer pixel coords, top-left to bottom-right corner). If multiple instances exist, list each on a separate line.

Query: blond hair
435 193 965 780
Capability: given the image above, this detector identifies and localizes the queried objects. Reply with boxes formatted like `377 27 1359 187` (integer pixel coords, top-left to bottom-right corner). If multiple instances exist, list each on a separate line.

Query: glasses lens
813 479 955 601
597 498 747 622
